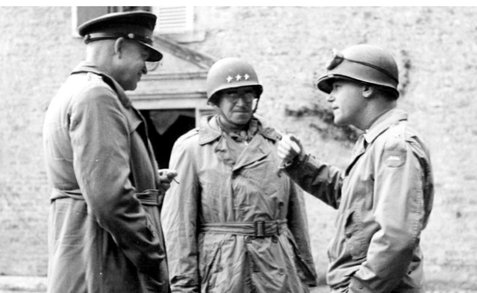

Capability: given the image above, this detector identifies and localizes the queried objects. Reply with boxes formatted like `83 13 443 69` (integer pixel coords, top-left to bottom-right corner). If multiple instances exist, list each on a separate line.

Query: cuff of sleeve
283 152 309 169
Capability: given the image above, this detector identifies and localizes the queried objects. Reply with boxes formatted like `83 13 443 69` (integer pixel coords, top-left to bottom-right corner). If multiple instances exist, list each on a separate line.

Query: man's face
116 40 149 91
327 79 365 127
216 86 257 126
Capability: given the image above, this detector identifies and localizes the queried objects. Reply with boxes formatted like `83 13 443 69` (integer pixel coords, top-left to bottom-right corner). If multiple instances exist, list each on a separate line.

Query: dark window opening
141 109 196 168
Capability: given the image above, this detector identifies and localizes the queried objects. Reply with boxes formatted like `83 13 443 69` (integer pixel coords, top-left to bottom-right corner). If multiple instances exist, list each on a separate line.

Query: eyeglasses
146 61 160 72
84 32 160 72
222 90 257 104
326 49 398 83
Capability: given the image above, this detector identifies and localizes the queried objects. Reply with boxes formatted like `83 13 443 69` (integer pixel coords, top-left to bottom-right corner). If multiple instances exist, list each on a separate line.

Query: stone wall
0 7 84 275
0 6 475 290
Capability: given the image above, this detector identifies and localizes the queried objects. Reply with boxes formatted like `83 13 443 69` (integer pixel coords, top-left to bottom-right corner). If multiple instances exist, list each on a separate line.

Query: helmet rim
317 45 399 98
207 57 263 104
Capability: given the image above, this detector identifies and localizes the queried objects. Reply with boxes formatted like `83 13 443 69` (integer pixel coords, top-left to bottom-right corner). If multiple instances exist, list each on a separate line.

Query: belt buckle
276 221 281 235
254 221 266 238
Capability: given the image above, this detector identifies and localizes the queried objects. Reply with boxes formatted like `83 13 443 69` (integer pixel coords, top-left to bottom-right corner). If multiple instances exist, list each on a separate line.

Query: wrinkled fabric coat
43 62 169 293
162 115 317 293
285 109 434 293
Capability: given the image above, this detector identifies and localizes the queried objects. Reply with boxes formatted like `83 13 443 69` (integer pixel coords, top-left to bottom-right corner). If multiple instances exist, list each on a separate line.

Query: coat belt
200 220 287 238
136 189 164 206
50 188 163 206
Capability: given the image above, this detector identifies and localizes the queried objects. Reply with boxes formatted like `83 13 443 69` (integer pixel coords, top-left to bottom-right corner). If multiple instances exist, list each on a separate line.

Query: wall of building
0 6 476 290
0 7 83 276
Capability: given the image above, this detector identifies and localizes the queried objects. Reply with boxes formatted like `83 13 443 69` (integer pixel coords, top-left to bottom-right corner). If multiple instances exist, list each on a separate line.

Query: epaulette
261 127 282 142
85 72 104 82
179 127 200 141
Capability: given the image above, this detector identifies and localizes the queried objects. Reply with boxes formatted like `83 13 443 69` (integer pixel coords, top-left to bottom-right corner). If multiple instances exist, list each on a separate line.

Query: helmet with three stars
317 44 399 98
206 57 263 104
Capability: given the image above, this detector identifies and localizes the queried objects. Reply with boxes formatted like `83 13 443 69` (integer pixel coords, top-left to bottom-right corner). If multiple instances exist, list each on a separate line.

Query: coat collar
344 108 407 176
71 62 132 108
362 108 408 145
198 116 222 145
232 135 269 172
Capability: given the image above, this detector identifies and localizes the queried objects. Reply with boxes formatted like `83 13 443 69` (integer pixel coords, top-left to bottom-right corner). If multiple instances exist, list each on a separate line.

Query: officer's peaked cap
78 11 163 62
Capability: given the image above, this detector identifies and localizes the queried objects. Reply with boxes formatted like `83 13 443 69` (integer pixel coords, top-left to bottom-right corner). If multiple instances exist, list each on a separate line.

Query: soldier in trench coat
162 58 318 293
43 11 173 292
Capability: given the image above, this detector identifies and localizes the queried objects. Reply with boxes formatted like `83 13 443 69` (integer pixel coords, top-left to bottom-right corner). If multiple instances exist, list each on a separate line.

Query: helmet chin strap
252 97 260 114
216 107 249 131
213 96 261 131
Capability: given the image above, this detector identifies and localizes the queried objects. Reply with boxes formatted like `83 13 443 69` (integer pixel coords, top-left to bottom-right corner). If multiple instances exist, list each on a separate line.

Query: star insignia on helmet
226 76 233 83
244 74 250 80
235 74 242 81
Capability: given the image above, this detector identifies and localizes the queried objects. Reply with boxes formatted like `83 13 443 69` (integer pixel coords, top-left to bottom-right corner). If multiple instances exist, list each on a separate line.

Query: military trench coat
162 115 318 293
43 62 169 293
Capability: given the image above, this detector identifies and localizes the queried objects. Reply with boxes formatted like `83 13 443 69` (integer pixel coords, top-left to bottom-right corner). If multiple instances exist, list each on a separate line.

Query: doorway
141 109 196 168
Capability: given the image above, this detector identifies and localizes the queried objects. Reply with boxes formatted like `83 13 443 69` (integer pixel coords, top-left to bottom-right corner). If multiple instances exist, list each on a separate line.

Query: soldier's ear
114 37 126 58
362 84 374 99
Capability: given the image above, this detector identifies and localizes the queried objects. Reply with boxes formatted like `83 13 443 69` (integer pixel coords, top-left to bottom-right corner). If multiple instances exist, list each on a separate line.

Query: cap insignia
225 72 251 83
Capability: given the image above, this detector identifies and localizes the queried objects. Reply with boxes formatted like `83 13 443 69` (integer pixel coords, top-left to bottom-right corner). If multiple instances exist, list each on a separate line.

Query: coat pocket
344 210 367 260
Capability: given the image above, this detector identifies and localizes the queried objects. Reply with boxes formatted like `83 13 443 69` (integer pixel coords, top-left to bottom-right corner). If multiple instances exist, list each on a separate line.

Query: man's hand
277 134 304 164
158 169 178 191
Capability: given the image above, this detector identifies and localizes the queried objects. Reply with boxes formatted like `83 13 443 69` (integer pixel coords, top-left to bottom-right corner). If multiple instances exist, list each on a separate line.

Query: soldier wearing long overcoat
43 11 171 293
162 58 318 292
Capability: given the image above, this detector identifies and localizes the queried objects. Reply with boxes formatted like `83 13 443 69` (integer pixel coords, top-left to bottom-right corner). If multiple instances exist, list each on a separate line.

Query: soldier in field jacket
278 44 434 293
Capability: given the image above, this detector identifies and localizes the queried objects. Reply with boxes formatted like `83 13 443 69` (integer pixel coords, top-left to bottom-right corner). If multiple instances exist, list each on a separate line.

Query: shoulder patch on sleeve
383 126 407 168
